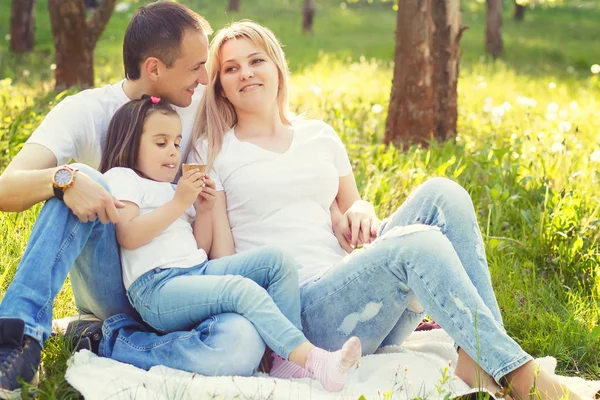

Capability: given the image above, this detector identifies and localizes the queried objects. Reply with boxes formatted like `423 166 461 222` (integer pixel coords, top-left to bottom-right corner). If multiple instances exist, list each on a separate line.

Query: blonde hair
188 20 290 170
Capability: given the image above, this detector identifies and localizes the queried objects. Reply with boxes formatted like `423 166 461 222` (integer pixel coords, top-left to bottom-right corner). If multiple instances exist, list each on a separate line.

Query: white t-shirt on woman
190 119 352 285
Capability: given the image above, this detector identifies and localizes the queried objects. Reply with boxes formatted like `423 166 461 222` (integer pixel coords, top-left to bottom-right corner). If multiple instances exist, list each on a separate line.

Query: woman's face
218 38 280 114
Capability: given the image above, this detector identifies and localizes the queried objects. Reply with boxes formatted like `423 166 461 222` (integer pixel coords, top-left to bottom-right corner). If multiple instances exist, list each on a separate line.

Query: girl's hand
195 176 217 213
174 170 204 209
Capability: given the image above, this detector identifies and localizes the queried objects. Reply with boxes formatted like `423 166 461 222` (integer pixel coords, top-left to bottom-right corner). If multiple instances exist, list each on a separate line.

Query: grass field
1 0 599 398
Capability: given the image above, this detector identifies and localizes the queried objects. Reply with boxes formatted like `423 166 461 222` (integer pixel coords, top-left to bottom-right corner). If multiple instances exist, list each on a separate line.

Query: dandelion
591 64 600 74
4 34 10 41
569 101 579 110
546 112 557 121
22 69 30 77
115 2 131 12
371 104 383 114
483 97 493 113
50 64 57 71
537 132 545 140
516 96 537 107
340 2 348 9
547 102 559 113
309 84 322 96
566 66 575 74
558 109 568 119
512 152 520 159
551 142 565 153
548 82 556 89
590 149 600 163
558 121 572 133
511 133 518 140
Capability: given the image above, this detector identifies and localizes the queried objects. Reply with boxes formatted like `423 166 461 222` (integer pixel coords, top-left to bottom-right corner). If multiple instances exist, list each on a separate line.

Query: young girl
98 96 361 392
188 21 580 400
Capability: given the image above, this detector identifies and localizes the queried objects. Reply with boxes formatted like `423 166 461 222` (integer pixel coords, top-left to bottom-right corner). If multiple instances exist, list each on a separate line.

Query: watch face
55 169 73 186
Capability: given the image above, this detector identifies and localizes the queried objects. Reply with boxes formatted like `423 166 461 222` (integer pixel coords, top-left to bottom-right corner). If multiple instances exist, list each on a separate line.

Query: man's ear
143 57 161 82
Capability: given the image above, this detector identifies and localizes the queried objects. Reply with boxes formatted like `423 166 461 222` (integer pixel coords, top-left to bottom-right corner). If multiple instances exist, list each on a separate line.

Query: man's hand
195 176 217 213
63 172 125 224
338 200 380 249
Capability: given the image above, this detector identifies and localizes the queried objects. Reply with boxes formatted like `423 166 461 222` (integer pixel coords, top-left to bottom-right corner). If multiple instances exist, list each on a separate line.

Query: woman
188 20 579 399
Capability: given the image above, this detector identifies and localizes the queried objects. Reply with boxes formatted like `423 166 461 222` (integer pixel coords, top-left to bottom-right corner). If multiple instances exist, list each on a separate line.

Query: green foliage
0 0 599 397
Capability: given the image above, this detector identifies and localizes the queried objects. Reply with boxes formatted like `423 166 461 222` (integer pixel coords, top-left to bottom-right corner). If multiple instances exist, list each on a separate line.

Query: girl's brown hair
99 96 177 173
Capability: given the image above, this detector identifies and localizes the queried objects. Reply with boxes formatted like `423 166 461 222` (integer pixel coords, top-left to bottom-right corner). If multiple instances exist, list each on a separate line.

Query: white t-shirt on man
190 119 352 285
103 167 208 289
26 80 202 168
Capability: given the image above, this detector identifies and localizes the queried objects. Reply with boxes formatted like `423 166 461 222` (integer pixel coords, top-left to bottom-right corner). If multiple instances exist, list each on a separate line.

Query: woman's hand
342 200 380 248
195 176 217 213
174 170 204 209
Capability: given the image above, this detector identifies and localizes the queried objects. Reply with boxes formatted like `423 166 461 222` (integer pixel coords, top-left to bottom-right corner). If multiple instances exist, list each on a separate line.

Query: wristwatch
52 165 78 200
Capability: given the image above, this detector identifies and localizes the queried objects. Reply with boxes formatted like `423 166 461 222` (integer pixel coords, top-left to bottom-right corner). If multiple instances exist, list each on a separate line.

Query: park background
0 0 599 397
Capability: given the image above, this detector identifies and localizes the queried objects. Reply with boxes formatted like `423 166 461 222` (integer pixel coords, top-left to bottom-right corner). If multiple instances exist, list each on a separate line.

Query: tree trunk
486 0 503 58
302 0 316 34
228 0 240 12
514 2 525 21
10 0 36 54
48 0 117 91
431 0 464 141
384 0 435 147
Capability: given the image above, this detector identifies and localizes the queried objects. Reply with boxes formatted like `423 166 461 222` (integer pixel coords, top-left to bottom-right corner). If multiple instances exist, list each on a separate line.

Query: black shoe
65 319 102 355
0 318 41 398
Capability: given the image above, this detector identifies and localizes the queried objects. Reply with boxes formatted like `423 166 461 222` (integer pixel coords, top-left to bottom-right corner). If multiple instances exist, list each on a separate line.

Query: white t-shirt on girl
103 167 208 289
190 119 352 285
26 80 201 169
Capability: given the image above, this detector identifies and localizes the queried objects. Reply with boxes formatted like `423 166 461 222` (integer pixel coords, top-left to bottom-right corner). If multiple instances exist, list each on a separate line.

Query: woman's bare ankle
504 361 581 400
455 348 503 396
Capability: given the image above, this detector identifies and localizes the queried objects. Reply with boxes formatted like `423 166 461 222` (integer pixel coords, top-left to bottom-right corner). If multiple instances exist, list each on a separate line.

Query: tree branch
86 0 117 48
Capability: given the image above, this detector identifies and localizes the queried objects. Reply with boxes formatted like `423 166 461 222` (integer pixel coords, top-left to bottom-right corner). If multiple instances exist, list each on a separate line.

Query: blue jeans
128 247 307 360
0 164 265 376
300 177 532 384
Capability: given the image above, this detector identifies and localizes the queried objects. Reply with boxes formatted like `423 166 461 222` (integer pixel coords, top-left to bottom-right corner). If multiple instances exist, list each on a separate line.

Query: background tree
10 0 36 54
486 0 503 57
48 0 117 91
228 0 240 12
385 0 463 146
302 0 316 33
514 0 526 21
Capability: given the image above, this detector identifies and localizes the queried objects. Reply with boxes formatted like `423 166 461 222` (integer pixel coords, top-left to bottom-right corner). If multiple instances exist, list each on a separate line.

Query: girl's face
136 111 183 182
218 38 280 114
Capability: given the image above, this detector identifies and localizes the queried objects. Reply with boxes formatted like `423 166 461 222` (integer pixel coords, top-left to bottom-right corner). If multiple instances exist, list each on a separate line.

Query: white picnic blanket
65 329 600 399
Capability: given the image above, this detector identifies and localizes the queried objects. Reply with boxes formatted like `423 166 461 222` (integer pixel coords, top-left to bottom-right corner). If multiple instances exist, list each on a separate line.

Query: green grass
1 0 600 398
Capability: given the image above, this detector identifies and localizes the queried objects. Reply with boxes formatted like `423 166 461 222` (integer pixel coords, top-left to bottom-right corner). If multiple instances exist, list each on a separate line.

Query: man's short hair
123 1 212 80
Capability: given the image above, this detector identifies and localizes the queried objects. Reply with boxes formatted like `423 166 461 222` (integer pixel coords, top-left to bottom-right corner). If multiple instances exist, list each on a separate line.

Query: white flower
548 82 556 89
491 115 502 124
566 66 575 74
591 64 600 74
309 84 322 96
558 121 571 133
590 149 600 163
22 69 30 77
516 96 537 107
483 97 493 113
50 63 57 71
115 2 131 12
492 106 505 118
551 142 564 153
547 102 559 113
511 133 518 140
558 109 568 119
340 2 348 9
546 112 557 121
537 132 545 140
371 104 383 114
502 102 512 112
569 101 579 110
4 34 10 41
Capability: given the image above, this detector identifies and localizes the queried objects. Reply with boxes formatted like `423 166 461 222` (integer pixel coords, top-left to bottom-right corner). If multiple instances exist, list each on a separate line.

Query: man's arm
0 144 122 224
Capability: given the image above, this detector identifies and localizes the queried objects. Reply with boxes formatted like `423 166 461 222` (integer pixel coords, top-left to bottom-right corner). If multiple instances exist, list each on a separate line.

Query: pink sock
305 336 362 392
269 353 311 379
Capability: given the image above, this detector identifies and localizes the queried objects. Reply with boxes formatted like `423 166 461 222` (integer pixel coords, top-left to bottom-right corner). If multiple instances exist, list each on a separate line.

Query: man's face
156 30 209 108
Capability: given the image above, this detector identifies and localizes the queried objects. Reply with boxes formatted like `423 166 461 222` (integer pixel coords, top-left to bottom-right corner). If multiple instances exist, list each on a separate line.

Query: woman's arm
335 174 380 248
208 191 236 259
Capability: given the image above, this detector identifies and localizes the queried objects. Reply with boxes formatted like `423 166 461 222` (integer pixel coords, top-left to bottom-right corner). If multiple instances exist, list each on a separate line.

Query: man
0 2 264 397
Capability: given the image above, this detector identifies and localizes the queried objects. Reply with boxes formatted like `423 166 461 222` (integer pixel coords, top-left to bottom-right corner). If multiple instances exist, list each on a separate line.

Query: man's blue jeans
0 164 265 376
299 178 532 384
